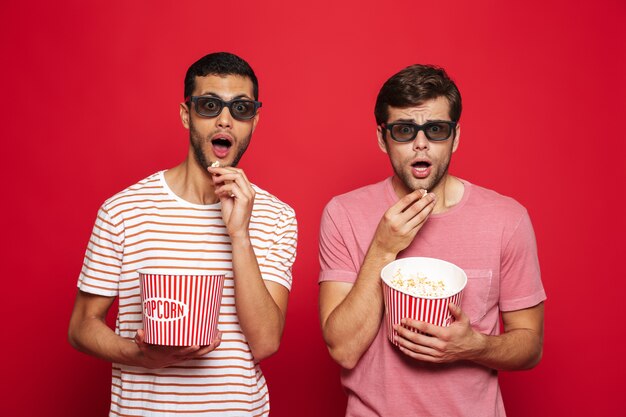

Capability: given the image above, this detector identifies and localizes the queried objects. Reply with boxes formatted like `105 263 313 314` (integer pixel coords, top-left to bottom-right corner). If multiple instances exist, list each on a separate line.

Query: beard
392 153 452 193
189 119 251 170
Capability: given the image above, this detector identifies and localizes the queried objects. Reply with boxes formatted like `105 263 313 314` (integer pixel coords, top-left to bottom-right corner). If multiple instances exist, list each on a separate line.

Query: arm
319 247 395 369
231 237 289 362
395 301 544 370
480 303 544 369
319 190 436 369
68 290 220 368
210 166 292 362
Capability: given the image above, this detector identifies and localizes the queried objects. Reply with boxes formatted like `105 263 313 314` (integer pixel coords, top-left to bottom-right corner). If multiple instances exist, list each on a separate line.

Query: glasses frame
185 95 262 121
381 120 458 142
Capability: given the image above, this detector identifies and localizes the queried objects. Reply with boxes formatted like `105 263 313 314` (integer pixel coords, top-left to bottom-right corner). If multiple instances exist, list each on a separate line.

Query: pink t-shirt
319 177 546 417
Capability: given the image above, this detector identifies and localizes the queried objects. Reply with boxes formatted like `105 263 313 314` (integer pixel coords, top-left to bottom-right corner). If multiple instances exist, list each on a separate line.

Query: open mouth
211 137 232 149
211 136 233 158
411 160 432 179
412 161 431 171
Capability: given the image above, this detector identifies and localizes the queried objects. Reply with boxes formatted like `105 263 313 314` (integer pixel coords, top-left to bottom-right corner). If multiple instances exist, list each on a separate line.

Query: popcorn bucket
381 257 467 345
139 270 225 346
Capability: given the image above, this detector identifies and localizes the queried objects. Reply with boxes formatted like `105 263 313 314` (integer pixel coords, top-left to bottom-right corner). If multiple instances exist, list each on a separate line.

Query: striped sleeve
259 207 297 290
77 205 124 296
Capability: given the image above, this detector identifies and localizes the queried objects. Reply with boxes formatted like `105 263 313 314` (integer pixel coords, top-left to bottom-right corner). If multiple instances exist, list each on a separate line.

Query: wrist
230 234 252 247
121 337 144 367
367 240 399 262
467 331 489 362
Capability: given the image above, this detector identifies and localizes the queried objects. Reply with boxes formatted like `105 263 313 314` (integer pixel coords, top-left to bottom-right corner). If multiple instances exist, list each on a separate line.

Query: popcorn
210 161 220 168
381 257 467 342
388 268 451 298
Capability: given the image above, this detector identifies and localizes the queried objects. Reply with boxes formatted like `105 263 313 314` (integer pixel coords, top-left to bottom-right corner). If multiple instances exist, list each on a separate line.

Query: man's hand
394 303 484 363
208 166 255 239
371 189 436 256
134 329 222 369
394 302 545 371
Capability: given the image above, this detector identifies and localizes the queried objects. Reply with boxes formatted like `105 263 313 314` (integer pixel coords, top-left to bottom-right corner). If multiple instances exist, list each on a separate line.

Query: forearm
397 302 544 370
68 315 140 367
470 326 543 371
322 246 396 369
231 236 285 361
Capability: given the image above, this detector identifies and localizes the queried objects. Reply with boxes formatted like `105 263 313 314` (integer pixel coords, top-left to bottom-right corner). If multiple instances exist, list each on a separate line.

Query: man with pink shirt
319 64 545 416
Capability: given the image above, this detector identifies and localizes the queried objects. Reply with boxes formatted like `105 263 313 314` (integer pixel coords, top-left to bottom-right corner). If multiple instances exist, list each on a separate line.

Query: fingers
195 332 222 356
135 330 222 367
383 191 435 236
388 189 428 216
388 190 435 222
210 171 248 185
394 325 444 360
209 167 255 201
402 193 436 230
174 333 222 361
208 167 252 189
398 345 442 362
212 167 251 183
215 181 249 201
400 190 435 217
135 329 146 345
397 319 444 343
394 321 447 361
172 345 203 358
448 302 470 325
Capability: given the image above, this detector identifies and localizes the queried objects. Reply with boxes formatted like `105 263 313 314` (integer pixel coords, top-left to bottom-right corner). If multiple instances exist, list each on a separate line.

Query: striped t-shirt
77 171 298 416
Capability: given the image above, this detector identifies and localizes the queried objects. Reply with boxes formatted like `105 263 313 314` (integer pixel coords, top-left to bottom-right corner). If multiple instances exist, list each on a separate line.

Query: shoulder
320 179 390 235
462 180 535 243
466 181 529 219
325 179 389 214
101 172 164 216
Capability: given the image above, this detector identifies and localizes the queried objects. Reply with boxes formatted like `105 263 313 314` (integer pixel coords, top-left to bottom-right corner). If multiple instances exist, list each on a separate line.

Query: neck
164 152 218 205
391 174 464 215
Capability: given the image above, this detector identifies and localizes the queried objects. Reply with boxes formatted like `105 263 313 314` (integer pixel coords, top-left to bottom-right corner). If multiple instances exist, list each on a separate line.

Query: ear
452 123 461 153
251 109 260 133
377 126 388 154
180 102 190 129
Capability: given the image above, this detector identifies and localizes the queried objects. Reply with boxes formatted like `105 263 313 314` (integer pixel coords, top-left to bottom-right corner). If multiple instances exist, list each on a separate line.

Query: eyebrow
196 92 253 100
391 118 451 123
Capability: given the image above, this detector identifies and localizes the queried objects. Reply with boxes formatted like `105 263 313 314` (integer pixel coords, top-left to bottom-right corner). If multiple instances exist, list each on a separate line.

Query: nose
412 130 430 151
216 106 233 129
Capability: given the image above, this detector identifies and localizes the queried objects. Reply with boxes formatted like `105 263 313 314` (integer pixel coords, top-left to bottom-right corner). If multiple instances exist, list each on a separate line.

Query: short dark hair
184 52 259 100
374 64 462 125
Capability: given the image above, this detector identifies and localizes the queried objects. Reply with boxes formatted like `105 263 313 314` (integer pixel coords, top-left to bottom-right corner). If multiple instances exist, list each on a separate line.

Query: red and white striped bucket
381 257 467 346
139 271 225 346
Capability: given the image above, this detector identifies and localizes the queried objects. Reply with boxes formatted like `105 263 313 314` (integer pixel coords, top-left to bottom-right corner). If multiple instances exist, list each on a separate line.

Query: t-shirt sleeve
77 206 124 297
259 207 298 291
499 209 546 311
319 199 359 284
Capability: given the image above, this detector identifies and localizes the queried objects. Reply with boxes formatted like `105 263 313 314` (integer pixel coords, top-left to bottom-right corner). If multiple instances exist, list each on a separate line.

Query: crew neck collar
159 170 221 209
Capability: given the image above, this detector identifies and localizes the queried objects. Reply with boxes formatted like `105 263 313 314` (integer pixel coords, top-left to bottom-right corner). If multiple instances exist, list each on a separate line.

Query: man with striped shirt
69 52 297 416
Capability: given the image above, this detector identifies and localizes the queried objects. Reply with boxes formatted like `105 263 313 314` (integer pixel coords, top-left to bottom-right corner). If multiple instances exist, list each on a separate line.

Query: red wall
1 1 624 416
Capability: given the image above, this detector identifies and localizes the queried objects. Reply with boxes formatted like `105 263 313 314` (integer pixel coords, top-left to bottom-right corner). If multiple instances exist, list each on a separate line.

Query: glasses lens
230 100 257 120
390 124 417 142
424 122 452 141
195 97 222 117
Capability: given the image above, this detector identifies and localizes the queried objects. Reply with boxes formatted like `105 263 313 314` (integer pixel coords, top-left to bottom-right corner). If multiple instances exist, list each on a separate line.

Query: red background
1 0 625 416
